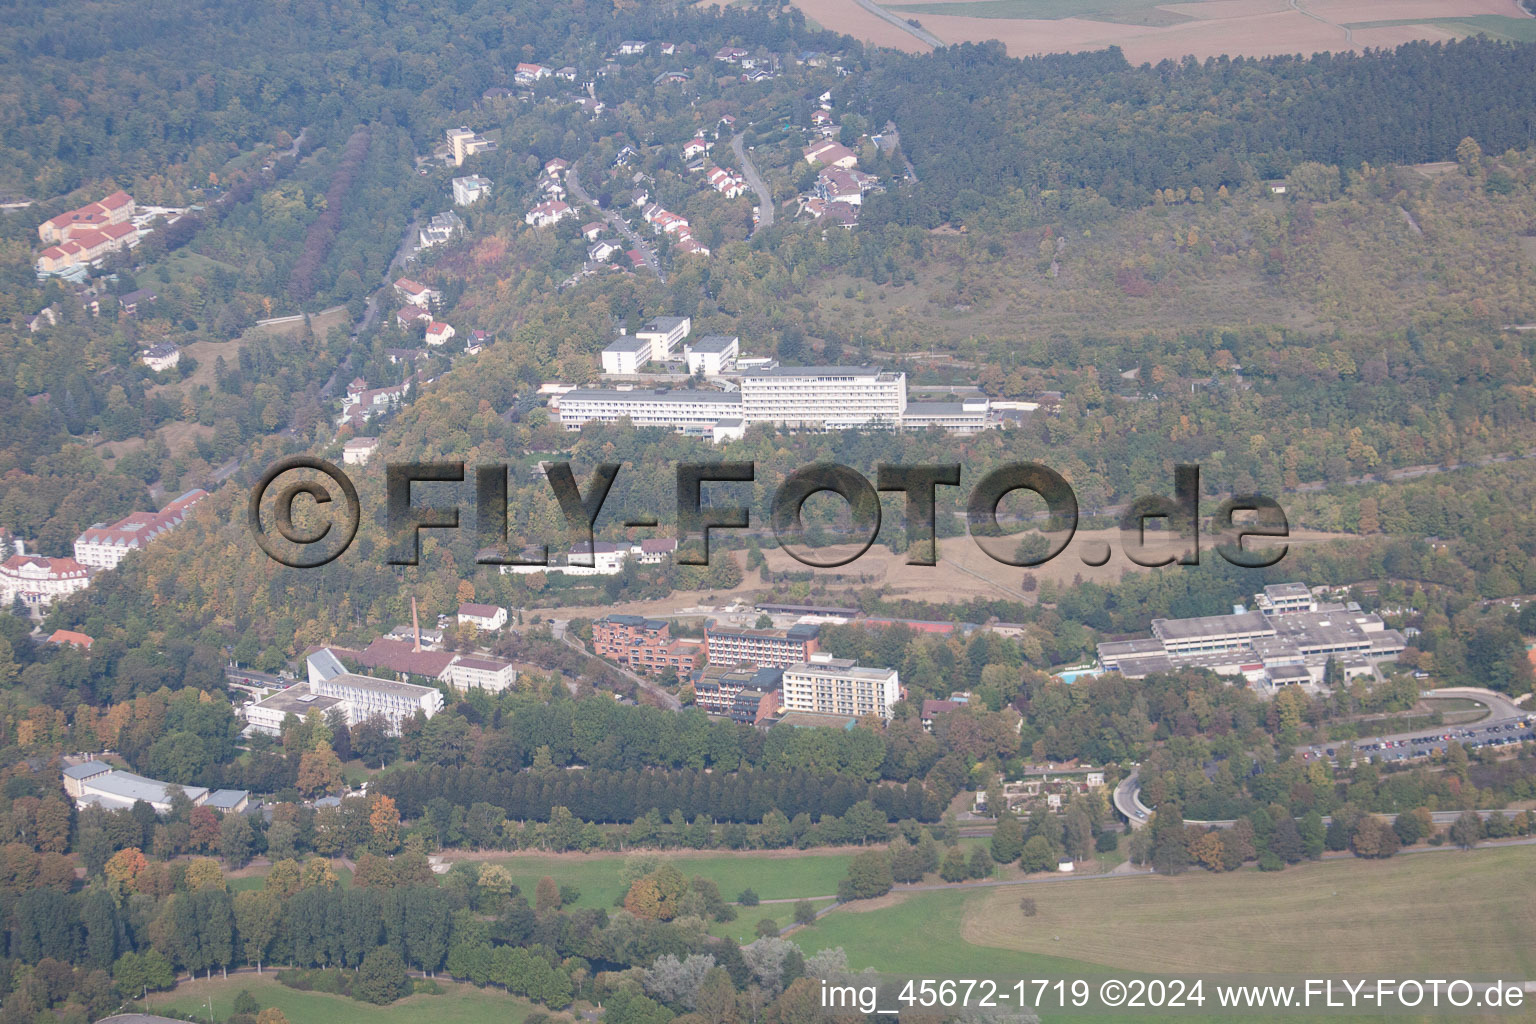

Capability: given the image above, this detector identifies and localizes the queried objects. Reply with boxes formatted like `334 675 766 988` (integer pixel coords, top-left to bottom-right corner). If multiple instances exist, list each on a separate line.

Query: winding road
731 133 773 235
567 166 664 282
1116 687 1532 829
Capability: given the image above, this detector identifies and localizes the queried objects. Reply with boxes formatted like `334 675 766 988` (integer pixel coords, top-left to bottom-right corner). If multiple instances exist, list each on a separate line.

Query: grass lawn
456 848 858 909
712 898 837 944
229 863 353 893
136 973 546 1024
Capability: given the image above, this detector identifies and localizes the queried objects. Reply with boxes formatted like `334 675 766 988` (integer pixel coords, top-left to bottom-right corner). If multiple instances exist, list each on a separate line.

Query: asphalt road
854 0 943 48
731 133 773 235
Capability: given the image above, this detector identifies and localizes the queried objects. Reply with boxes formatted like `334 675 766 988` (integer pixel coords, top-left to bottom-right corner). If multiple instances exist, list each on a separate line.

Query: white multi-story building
601 334 653 374
903 398 992 435
1255 582 1317 616
452 174 493 206
0 555 92 613
303 648 443 733
446 127 497 166
74 489 207 570
739 366 906 429
781 654 900 721
449 656 518 693
553 388 742 432
419 211 464 248
635 316 691 360
684 334 739 376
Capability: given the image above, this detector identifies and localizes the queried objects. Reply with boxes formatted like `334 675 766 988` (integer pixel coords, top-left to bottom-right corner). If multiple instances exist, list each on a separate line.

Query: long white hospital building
553 365 992 435
243 649 444 736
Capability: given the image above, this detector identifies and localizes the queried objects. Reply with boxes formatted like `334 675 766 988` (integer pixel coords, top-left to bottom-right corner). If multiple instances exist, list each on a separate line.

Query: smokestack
411 596 422 652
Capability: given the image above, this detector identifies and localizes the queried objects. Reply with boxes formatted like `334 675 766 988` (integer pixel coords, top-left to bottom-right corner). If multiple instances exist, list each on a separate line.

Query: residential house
140 343 180 372
394 277 442 307
117 289 157 316
425 321 456 346
683 138 712 160
707 166 748 198
457 602 508 631
419 210 464 248
581 221 605 241
543 157 570 178
452 174 493 206
803 140 858 169
588 239 620 263
525 200 573 228
514 62 551 84
48 629 94 650
556 66 578 82
396 306 431 330
342 437 379 466
618 40 647 55
714 46 748 63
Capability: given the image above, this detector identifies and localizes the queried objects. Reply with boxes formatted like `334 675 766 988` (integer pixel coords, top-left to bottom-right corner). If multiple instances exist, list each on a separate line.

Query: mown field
448 848 860 909
793 844 1536 979
137 973 544 1024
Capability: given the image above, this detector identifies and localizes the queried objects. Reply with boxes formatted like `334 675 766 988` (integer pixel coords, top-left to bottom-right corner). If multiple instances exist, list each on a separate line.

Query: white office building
781 654 901 720
739 366 906 429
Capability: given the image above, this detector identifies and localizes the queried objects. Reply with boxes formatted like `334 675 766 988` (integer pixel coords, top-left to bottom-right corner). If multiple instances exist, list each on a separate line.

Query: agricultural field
136 973 546 1024
800 0 1536 63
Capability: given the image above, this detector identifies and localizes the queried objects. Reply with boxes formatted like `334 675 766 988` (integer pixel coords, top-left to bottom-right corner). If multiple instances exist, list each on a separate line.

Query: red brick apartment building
704 622 819 669
593 614 703 675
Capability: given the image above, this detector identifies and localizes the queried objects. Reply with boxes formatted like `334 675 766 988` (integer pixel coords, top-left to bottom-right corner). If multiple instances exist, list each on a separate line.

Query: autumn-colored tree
256 1009 290 1024
535 874 561 913
477 863 515 902
623 864 687 920
369 794 401 851
188 806 223 853
1188 830 1225 871
184 857 226 890
352 852 394 889
296 747 343 797
33 798 71 854
104 847 148 893
300 857 338 889
264 859 303 899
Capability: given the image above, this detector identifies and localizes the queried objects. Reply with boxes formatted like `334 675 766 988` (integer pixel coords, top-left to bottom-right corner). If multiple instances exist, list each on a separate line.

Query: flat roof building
554 388 742 433
739 366 906 429
781 654 900 721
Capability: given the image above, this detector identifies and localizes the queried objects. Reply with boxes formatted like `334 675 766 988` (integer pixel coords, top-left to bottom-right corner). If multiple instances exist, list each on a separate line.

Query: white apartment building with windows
448 656 518 693
452 174 493 206
304 649 442 732
738 366 906 429
781 654 900 720
635 316 691 360
553 388 742 432
601 334 653 374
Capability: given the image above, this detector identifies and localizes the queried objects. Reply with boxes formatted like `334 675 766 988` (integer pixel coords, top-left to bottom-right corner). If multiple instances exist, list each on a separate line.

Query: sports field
798 0 1536 62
